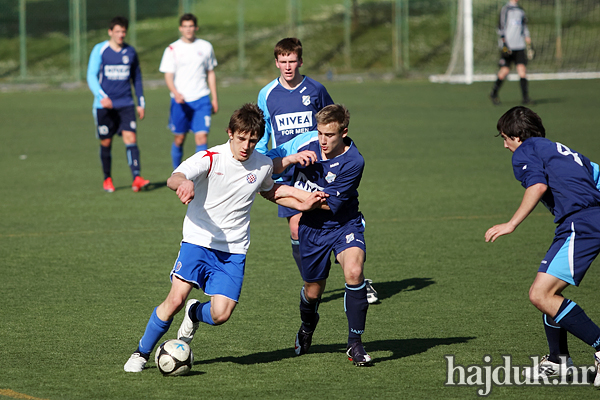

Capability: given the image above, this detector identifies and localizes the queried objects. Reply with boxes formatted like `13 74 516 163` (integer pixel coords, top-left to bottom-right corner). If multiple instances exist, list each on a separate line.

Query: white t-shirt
159 38 217 102
173 142 274 254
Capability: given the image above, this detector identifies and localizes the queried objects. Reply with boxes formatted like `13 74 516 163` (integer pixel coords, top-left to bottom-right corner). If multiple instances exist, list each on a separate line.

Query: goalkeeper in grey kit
490 0 534 106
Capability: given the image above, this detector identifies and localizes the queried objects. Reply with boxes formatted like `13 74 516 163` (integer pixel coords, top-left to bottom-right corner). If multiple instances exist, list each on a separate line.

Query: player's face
275 53 303 85
108 25 127 46
228 130 259 162
500 132 522 153
179 20 198 42
317 122 348 159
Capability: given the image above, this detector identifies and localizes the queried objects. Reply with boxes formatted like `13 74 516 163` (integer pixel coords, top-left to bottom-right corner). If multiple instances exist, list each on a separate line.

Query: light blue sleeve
87 42 107 107
265 130 317 180
256 86 272 155
591 161 600 191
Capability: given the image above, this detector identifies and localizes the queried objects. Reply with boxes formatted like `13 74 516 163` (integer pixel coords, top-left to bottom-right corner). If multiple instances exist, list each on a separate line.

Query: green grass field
2 78 600 399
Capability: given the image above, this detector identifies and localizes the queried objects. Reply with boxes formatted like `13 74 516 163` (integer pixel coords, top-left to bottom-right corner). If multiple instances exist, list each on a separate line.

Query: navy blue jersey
256 76 333 155
267 131 364 229
87 41 144 109
513 137 600 223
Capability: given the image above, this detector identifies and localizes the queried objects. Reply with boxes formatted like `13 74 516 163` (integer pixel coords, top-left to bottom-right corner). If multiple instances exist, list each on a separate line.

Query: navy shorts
93 106 137 139
499 49 527 68
298 214 366 282
539 208 600 286
168 95 212 134
170 242 246 302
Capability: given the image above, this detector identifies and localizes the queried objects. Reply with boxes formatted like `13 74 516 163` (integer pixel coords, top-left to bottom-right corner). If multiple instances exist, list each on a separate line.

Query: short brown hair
497 106 545 141
274 38 303 59
316 104 350 132
109 16 128 31
179 13 197 27
228 104 265 139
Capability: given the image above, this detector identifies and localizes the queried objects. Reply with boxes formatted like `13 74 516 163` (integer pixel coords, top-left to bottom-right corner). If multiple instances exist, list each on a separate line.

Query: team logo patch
346 233 355 243
175 261 182 272
325 171 336 183
122 55 129 64
98 125 109 135
130 121 136 130
302 95 311 106
246 173 257 183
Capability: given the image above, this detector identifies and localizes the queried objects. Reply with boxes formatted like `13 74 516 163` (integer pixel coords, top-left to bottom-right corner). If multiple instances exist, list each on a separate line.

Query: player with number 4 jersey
485 106 600 384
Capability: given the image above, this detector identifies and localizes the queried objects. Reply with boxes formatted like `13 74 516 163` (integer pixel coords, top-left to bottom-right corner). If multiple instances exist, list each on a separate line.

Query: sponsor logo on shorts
302 95 311 106
346 233 355 243
175 261 182 272
130 121 136 130
98 125 109 135
246 173 257 183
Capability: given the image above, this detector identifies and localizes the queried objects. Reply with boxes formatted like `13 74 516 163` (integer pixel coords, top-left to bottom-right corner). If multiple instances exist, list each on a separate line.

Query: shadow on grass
321 277 435 304
194 336 474 366
113 181 168 192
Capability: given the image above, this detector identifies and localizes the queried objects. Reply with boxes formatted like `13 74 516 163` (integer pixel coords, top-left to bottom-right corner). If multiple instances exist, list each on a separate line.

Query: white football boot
124 351 148 372
522 354 574 380
594 351 600 387
178 299 200 344
365 279 378 304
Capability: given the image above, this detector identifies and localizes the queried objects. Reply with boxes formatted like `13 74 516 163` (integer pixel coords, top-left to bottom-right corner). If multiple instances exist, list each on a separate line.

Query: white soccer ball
154 339 193 376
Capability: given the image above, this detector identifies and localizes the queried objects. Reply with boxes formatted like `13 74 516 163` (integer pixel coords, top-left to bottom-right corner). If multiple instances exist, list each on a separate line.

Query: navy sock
194 301 216 325
171 143 183 169
299 287 319 332
291 238 302 275
138 307 172 356
100 145 111 179
345 281 369 345
520 78 529 99
491 78 504 96
555 299 600 350
126 144 141 178
543 314 569 363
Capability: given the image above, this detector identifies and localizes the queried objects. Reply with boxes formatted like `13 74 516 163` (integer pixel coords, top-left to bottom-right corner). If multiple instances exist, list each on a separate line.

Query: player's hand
288 150 318 167
211 99 219 114
526 43 535 61
137 106 145 120
301 191 329 211
174 92 185 104
176 180 195 205
100 97 113 109
502 45 511 56
485 222 515 243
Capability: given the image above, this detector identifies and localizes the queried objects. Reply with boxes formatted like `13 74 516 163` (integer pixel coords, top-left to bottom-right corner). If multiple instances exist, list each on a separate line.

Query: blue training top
512 137 600 224
267 130 364 229
87 40 144 109
256 76 333 155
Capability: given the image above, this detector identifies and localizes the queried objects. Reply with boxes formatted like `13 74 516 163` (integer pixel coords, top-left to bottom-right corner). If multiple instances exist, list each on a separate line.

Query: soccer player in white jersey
124 104 327 372
159 13 219 169
257 38 378 303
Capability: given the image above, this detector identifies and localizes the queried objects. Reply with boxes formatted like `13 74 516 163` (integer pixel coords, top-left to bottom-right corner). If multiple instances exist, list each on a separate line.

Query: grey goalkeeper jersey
497 2 530 51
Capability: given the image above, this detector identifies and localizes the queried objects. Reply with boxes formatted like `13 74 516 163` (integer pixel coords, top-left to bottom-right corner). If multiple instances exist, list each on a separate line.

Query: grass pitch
1 78 600 399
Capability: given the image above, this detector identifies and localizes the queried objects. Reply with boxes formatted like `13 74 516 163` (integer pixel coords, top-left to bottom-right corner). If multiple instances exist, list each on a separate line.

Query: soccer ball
154 339 193 376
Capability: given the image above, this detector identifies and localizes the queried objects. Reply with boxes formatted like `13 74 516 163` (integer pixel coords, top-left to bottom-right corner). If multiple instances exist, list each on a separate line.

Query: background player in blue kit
485 106 600 385
268 104 372 366
87 16 149 193
257 38 377 303
159 13 219 169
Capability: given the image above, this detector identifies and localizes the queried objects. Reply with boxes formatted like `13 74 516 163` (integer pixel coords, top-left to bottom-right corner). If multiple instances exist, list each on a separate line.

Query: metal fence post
19 0 27 79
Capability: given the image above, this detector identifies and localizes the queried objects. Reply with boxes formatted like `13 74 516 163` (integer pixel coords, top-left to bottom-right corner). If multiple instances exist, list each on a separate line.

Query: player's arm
167 172 195 205
207 69 218 114
86 44 110 107
255 87 273 154
271 151 318 174
164 73 185 104
485 182 547 243
260 184 328 211
131 53 145 120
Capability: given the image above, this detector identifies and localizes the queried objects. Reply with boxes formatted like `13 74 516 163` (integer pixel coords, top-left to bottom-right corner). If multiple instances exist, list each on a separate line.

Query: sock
345 281 369 345
299 286 320 332
543 314 569 363
291 238 302 275
126 144 141 178
100 145 111 179
520 78 529 99
193 301 216 326
491 78 504 96
138 307 172 356
196 144 208 153
171 143 183 169
554 299 600 351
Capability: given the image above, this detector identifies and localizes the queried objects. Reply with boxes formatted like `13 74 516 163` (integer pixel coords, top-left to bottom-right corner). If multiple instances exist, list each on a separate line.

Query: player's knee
211 309 232 325
528 285 546 311
344 266 364 285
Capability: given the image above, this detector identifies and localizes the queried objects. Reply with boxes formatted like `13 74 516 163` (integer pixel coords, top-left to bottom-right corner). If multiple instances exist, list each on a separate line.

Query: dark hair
109 16 128 31
496 106 545 141
274 38 303 59
316 104 350 132
179 13 197 27
228 104 265 139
